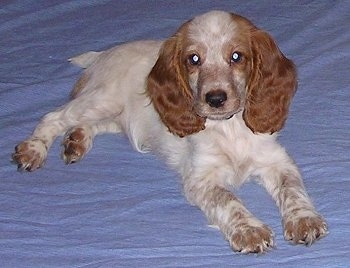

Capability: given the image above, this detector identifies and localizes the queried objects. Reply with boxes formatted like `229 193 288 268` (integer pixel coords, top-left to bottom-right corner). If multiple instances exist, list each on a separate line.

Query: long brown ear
147 33 206 138
243 30 297 134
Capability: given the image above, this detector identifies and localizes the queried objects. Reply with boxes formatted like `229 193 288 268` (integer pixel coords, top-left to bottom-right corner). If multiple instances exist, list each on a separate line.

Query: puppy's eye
231 52 242 63
189 54 201 65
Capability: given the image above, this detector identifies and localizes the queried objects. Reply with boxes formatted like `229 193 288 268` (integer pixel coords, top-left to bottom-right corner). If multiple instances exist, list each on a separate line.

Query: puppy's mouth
197 108 242 121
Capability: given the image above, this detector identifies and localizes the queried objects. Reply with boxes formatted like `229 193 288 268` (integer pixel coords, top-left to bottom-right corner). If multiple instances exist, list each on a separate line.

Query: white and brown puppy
13 11 327 253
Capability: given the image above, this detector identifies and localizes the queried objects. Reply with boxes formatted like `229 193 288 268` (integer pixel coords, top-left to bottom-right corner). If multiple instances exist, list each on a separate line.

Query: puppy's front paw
229 223 274 254
283 212 328 245
12 139 47 171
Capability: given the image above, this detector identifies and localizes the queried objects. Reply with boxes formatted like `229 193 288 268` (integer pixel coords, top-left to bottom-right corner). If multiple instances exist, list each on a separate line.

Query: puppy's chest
218 132 253 162
198 124 257 164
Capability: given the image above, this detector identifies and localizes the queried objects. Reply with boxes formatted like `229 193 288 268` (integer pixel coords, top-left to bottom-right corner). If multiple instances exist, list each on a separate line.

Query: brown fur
243 30 297 133
70 72 90 99
147 25 206 138
62 127 88 164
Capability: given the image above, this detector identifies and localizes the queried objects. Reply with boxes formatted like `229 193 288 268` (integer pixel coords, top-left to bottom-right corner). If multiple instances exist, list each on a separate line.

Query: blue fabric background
1 1 349 267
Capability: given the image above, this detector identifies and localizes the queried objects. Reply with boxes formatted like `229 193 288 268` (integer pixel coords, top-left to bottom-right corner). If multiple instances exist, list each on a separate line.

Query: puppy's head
147 11 297 137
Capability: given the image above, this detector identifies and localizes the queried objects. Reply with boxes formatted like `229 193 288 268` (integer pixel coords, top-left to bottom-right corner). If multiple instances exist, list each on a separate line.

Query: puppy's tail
69 51 102 69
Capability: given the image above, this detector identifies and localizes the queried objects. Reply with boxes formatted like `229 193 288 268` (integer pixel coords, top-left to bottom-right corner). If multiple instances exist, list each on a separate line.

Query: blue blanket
1 1 349 267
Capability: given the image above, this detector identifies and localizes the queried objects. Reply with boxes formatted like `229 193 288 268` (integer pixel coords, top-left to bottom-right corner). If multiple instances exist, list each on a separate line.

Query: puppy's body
13 11 327 253
69 40 288 187
70 41 164 152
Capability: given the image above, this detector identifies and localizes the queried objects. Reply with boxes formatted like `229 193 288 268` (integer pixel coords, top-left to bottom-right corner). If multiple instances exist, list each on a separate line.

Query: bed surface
1 1 349 267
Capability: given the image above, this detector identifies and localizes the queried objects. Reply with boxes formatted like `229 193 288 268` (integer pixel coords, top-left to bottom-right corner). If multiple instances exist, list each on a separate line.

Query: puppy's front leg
261 166 328 245
184 181 274 253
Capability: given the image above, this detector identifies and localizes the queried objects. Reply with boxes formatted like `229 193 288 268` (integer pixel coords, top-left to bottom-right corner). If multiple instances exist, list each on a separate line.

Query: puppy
13 10 327 253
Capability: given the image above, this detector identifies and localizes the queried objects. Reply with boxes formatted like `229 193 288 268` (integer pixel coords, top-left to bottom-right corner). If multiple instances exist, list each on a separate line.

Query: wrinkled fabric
1 1 349 267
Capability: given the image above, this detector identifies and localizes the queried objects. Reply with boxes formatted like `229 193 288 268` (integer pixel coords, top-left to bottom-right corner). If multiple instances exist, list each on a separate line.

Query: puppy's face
182 12 253 121
147 10 296 136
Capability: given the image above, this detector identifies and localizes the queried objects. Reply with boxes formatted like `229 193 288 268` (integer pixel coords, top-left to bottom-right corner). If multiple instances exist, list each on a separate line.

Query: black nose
205 90 227 108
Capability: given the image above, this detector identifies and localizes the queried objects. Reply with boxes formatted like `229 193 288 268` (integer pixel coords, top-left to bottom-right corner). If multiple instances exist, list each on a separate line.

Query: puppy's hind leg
62 121 121 164
13 92 122 172
13 106 77 172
